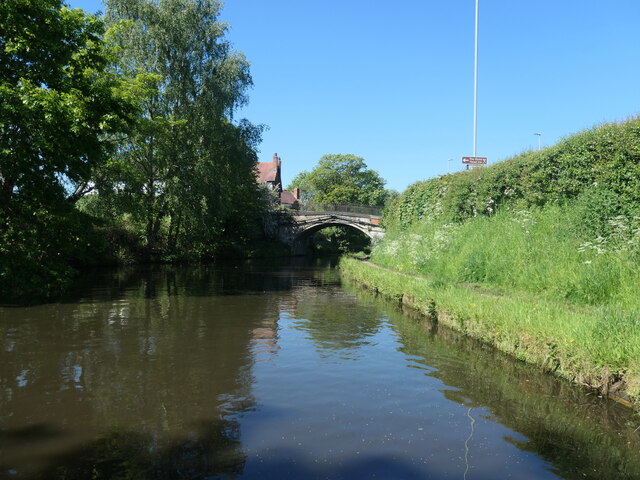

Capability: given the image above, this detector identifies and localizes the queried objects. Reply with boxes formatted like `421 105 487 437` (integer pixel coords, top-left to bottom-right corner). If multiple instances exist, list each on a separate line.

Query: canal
1 259 639 479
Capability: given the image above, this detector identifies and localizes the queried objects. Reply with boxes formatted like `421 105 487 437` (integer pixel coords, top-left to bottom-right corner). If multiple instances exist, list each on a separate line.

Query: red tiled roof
280 190 299 205
257 153 282 183
257 161 279 183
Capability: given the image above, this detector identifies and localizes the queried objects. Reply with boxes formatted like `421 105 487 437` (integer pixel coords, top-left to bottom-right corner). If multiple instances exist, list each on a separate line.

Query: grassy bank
341 257 640 406
341 117 640 407
340 277 640 478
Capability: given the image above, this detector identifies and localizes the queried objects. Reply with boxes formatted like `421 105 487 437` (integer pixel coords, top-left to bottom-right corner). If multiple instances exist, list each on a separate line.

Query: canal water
1 260 639 479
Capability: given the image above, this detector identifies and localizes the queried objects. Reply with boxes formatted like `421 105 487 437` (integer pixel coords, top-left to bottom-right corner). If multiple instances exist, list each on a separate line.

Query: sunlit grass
342 213 640 404
373 204 640 309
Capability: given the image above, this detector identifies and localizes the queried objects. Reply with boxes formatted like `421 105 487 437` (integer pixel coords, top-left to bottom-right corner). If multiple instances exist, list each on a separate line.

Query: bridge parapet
298 203 383 217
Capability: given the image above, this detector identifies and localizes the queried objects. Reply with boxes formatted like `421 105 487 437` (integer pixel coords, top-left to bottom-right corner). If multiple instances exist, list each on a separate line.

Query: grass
375 202 640 304
340 257 640 406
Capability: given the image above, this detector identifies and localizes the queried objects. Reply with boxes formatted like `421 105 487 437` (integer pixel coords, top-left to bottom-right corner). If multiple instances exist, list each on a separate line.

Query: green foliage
288 170 315 204
92 0 264 260
383 118 640 231
566 185 634 240
0 202 110 300
382 177 448 228
376 118 640 308
288 154 388 207
0 0 135 300
0 0 268 300
364 117 640 400
0 0 135 207
374 201 640 307
309 226 372 256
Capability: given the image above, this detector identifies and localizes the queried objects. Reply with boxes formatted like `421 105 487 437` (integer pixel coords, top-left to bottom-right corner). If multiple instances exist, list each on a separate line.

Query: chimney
294 187 300 200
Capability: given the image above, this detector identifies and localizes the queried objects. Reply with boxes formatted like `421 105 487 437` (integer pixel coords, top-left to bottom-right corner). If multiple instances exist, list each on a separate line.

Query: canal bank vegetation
1 0 270 301
341 116 640 406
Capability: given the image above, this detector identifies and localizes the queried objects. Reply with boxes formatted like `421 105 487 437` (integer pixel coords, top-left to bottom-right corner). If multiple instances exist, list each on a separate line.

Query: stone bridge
276 205 385 255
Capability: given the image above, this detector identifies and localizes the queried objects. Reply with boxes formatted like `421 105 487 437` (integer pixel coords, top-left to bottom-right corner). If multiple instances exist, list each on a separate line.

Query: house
280 188 301 207
257 153 301 208
257 153 282 192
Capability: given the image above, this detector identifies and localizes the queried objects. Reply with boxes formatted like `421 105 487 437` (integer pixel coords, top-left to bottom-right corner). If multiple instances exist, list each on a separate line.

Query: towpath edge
339 257 640 410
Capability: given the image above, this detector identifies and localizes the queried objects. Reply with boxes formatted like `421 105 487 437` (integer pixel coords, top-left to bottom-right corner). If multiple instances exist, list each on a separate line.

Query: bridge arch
291 221 374 256
278 211 385 255
295 218 378 240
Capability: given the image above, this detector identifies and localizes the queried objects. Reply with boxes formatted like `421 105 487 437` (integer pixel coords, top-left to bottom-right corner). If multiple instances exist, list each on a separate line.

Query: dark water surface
1 260 639 479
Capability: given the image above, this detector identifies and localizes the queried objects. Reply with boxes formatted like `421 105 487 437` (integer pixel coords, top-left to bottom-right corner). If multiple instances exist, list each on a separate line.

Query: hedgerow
383 117 640 231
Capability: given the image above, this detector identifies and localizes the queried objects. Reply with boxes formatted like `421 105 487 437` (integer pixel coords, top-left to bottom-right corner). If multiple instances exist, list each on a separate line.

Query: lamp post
533 132 541 151
473 0 479 158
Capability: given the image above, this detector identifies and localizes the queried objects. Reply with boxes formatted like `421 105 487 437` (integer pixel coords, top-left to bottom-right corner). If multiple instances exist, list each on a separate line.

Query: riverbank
340 257 640 408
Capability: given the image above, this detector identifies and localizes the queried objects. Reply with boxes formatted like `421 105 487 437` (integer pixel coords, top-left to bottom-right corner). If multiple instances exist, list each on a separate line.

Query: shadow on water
54 256 342 302
0 422 437 480
0 419 245 480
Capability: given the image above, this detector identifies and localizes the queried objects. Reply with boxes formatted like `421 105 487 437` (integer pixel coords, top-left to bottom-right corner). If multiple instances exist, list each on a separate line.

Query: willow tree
102 0 262 259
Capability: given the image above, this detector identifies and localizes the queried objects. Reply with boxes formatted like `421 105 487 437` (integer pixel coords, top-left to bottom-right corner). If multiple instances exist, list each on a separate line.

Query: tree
99 0 263 259
0 0 135 298
0 0 134 209
287 154 389 255
288 154 387 207
288 170 316 204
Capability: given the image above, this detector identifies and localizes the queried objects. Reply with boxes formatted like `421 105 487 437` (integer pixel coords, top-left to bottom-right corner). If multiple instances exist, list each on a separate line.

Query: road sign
462 156 487 165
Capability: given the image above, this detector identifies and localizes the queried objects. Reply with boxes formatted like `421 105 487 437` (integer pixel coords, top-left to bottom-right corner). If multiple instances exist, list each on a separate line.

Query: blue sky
68 0 640 192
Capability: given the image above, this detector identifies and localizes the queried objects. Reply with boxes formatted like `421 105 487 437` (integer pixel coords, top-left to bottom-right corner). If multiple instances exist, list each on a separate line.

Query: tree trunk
143 176 156 262
167 212 181 254
0 174 15 212
67 181 94 204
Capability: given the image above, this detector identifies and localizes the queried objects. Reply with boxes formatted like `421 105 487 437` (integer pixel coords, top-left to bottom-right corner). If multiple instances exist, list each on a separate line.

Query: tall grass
373 201 640 308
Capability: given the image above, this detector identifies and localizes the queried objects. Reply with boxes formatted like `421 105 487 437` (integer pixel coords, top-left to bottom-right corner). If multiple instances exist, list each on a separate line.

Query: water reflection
1 262 639 480
291 286 384 359
1 265 271 478
349 284 640 480
0 259 348 479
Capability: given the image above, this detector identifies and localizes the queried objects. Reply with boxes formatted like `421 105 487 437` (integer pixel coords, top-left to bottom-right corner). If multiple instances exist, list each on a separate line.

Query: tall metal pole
473 0 479 158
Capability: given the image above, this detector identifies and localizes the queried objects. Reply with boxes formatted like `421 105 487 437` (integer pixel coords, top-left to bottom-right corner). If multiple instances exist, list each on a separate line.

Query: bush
374 117 640 309
0 203 110 301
